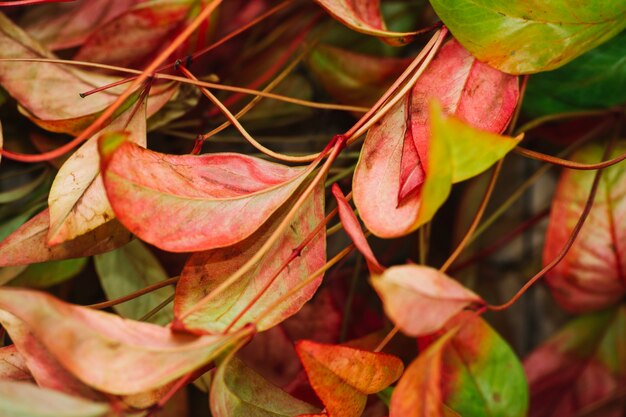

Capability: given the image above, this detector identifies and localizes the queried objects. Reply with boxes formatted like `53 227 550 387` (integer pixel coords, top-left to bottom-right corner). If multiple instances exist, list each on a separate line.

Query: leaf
95 240 174 325
9 258 87 288
0 12 176 135
307 44 409 107
429 0 626 74
353 39 518 238
370 265 483 336
295 340 404 417
524 31 626 117
313 0 420 44
331 183 384 274
75 0 206 68
173 182 326 334
99 137 318 252
544 141 626 312
210 355 319 417
21 0 136 50
0 345 32 382
0 381 110 417
524 306 626 417
391 313 528 417
0 288 249 395
0 209 131 267
47 96 146 245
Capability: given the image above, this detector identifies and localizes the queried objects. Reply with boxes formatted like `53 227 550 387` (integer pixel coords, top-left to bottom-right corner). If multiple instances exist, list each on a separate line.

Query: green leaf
210 355 319 417
429 0 626 74
524 31 626 116
9 258 87 289
0 380 110 417
94 240 174 324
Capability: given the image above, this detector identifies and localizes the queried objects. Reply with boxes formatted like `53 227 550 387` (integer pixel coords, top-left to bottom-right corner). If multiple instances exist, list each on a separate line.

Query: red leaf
353 39 518 237
0 345 32 382
296 340 403 417
544 142 626 312
99 137 318 252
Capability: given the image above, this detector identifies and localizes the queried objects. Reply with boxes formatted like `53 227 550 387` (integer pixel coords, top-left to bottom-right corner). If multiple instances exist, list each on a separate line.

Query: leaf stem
88 277 179 310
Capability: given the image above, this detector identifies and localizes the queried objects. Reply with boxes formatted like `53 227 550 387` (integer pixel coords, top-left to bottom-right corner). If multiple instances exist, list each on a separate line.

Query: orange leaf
296 340 403 417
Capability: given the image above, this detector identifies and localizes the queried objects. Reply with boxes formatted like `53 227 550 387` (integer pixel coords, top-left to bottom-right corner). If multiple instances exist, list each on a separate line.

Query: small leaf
430 0 626 74
99 138 318 252
313 0 420 44
0 288 248 395
371 265 483 336
544 141 626 312
9 258 87 288
210 355 319 417
95 240 174 324
174 182 326 334
0 209 131 267
0 381 110 417
296 340 404 417
525 306 626 417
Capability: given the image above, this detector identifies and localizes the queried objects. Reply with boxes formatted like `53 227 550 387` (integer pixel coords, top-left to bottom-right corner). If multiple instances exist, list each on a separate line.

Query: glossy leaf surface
174 183 326 334
296 340 403 417
544 141 626 312
100 137 316 252
371 265 483 337
430 0 626 74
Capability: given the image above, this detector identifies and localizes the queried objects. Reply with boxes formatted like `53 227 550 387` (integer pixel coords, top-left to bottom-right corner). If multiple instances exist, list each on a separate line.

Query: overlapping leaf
371 265 483 337
95 240 174 324
174 182 325 334
0 209 131 267
524 31 626 117
313 0 420 44
296 340 403 417
391 313 528 417
544 141 626 312
0 288 248 395
524 306 626 417
0 12 176 135
48 97 146 245
0 381 110 417
0 345 31 382
430 0 626 74
210 355 319 417
99 135 318 252
353 39 519 237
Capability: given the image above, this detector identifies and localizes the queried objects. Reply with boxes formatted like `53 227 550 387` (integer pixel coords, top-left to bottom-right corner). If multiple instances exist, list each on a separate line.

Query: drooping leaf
307 44 409 107
429 0 626 74
391 313 528 417
47 96 146 245
9 257 87 288
210 355 319 417
371 265 483 336
0 12 175 135
524 31 626 117
21 0 137 50
0 380 110 417
173 182 326 334
75 0 209 68
0 209 131 267
94 240 174 324
313 0 420 44
99 136 318 252
0 288 248 395
295 340 404 417
544 141 626 313
353 39 518 237
331 183 384 274
0 345 32 382
524 306 626 417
